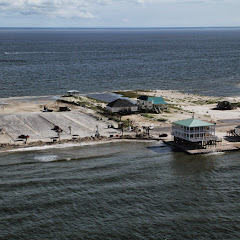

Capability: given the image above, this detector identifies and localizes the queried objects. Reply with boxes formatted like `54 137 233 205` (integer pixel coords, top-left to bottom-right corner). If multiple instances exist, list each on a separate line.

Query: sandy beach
0 90 239 152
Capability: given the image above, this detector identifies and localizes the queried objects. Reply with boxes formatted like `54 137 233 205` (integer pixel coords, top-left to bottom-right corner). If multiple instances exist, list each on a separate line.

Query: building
106 99 138 113
172 118 217 145
67 90 80 96
137 95 167 113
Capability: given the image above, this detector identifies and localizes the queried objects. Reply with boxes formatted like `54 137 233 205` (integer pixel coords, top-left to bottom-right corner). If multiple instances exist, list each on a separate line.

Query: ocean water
0 28 240 98
0 141 240 239
0 28 240 239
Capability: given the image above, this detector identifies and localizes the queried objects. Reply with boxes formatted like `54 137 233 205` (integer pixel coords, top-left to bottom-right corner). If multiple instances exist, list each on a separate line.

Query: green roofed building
172 118 217 143
137 95 168 113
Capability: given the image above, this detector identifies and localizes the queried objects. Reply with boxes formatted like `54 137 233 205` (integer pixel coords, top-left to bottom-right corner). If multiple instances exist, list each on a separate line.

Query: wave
205 151 225 156
4 51 64 55
6 139 157 154
7 140 122 153
35 155 58 162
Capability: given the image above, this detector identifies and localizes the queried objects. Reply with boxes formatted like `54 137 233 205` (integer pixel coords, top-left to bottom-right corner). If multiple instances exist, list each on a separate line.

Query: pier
163 140 240 155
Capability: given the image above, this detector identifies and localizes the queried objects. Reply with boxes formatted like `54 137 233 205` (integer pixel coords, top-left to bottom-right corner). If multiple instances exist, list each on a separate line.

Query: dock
163 140 240 155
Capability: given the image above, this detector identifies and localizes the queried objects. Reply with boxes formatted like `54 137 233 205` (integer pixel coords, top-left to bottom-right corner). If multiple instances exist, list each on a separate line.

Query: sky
0 0 239 28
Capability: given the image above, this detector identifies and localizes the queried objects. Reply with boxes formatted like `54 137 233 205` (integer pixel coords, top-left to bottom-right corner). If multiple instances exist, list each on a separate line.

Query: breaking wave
206 151 225 156
35 155 58 162
7 140 124 153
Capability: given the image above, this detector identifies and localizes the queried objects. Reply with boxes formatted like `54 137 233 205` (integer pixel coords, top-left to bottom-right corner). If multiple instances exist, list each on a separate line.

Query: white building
172 118 217 143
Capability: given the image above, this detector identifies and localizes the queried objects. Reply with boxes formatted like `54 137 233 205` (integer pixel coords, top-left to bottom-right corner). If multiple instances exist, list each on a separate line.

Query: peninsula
0 89 239 153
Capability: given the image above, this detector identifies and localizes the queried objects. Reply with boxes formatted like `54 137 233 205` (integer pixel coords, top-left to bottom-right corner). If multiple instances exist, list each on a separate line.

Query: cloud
0 0 92 18
0 0 237 20
0 0 147 19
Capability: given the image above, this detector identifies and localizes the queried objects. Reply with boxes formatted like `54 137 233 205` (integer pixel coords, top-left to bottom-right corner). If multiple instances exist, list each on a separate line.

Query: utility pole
95 125 100 137
57 130 60 141
121 123 124 139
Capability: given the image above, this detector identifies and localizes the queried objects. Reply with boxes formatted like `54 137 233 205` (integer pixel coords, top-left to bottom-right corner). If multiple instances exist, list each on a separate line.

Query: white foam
7 140 119 153
206 151 225 156
6 139 156 153
35 155 58 162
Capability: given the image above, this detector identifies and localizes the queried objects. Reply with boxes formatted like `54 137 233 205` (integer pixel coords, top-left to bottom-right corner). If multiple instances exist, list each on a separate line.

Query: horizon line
0 26 240 29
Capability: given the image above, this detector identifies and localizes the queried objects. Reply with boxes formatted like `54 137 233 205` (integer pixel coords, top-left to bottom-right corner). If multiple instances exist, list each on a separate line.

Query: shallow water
0 141 239 239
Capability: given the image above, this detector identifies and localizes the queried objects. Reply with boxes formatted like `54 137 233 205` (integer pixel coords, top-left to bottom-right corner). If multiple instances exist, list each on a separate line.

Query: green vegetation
135 89 153 92
113 90 156 99
112 91 141 98
86 96 107 103
232 102 240 108
141 114 155 119
157 118 167 122
169 104 184 111
190 99 217 105
164 109 172 113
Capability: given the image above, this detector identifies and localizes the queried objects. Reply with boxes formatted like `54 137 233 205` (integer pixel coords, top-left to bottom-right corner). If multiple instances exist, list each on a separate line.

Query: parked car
18 135 29 139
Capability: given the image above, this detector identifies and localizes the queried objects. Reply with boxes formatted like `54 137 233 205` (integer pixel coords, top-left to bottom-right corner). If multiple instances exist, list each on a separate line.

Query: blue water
0 142 239 239
0 28 240 239
0 28 240 98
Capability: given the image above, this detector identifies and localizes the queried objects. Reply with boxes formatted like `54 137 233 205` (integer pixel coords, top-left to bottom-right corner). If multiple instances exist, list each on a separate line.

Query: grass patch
142 114 155 119
157 118 167 122
169 104 184 111
135 89 153 92
191 99 217 105
164 109 172 113
86 96 107 103
113 91 141 98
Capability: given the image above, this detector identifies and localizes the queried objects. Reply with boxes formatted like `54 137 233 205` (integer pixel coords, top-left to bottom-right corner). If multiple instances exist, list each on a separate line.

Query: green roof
137 96 167 105
173 118 215 127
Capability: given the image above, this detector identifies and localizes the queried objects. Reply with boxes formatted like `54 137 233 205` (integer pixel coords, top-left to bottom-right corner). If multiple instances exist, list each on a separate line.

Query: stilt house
172 118 217 146
137 95 167 113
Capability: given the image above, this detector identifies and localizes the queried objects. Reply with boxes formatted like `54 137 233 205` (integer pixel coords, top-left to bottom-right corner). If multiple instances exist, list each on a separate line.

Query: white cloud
0 0 147 18
0 0 239 27
0 0 91 18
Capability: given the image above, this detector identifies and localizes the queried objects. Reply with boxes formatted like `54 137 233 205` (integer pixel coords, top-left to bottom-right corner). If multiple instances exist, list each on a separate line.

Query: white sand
0 91 239 148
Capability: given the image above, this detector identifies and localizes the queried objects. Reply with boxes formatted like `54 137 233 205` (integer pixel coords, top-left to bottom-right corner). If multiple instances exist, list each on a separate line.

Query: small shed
67 90 80 96
137 95 167 113
106 99 138 113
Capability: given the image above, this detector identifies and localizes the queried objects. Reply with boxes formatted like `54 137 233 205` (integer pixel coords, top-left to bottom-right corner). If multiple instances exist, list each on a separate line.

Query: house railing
172 132 217 141
189 136 218 141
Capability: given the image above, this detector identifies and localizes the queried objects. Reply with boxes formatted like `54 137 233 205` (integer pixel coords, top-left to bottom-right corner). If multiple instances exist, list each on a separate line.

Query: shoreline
0 138 159 154
1 88 240 100
0 89 239 155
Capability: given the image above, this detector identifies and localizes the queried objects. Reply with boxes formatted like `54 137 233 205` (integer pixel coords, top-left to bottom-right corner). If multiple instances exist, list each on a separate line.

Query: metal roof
107 99 136 108
137 95 167 104
67 90 79 93
173 118 215 127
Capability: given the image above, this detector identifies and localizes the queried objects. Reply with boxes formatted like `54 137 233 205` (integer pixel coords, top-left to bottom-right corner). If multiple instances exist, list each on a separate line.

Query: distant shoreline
1 27 240 30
